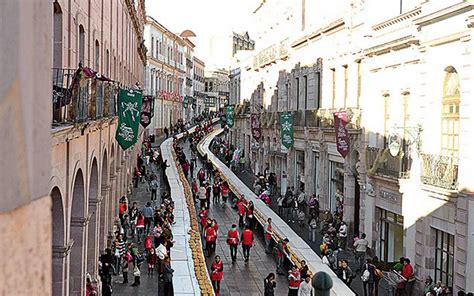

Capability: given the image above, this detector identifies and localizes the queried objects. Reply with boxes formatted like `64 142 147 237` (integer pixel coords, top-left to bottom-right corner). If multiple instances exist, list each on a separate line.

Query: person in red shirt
199 207 208 232
144 232 152 251
211 255 224 295
288 265 301 295
221 181 230 205
402 258 415 296
147 248 158 276
237 197 247 228
205 221 217 257
227 224 239 263
241 225 254 263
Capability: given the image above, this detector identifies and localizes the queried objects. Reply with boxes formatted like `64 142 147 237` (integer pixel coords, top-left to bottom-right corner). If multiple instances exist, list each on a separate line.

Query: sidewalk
113 135 168 295
214 140 391 296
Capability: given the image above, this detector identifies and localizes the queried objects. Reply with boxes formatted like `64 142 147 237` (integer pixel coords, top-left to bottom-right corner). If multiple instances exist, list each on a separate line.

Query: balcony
315 107 361 129
52 68 117 127
420 153 458 190
366 147 411 179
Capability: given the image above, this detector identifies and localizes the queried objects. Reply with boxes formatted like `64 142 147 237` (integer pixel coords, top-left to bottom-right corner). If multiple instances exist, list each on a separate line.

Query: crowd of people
170 127 324 296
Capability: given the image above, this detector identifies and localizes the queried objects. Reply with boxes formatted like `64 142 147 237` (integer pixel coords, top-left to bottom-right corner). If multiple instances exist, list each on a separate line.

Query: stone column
87 194 103 277
52 241 73 296
70 216 91 296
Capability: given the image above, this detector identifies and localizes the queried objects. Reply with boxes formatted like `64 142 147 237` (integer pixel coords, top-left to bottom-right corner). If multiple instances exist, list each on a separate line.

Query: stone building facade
49 0 146 295
231 0 474 293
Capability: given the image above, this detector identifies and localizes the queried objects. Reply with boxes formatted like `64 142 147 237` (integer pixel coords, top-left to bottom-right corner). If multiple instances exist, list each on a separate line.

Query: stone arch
99 150 108 251
51 187 66 296
70 169 86 296
87 158 99 276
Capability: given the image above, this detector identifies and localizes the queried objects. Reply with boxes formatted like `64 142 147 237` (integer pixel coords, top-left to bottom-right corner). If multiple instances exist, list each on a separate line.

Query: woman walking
211 255 224 295
205 220 217 257
264 273 277 296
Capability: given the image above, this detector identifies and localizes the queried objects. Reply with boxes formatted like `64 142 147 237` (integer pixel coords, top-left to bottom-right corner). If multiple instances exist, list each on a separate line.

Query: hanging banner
225 106 235 128
140 95 153 128
116 88 143 150
251 113 262 141
183 96 189 108
280 112 294 149
334 111 350 158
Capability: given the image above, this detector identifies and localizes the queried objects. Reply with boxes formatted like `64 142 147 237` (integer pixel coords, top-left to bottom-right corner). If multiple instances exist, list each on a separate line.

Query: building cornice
372 7 422 31
291 18 345 49
415 1 473 27
364 35 419 56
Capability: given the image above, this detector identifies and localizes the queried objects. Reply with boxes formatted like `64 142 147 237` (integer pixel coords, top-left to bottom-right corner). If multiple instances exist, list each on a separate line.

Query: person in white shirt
338 221 348 250
353 233 369 271
298 276 313 296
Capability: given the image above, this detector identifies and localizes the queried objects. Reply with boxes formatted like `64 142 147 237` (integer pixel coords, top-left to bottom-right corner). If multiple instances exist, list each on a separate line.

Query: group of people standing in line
172 130 322 296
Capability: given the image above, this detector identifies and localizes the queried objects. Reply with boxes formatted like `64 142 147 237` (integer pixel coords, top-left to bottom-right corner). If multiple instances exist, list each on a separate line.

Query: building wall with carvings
232 1 474 293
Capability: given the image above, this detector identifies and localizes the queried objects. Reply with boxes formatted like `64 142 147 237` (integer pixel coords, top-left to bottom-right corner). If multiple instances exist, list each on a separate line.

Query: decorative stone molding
70 212 93 227
52 240 74 258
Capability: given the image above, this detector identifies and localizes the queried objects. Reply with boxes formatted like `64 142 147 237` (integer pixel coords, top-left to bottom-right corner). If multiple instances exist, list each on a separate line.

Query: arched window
441 67 460 157
78 25 85 66
53 2 63 69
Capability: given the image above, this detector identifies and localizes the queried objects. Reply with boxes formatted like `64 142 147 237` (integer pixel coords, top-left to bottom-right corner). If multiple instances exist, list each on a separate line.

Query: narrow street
181 141 290 295
112 137 166 296
212 135 392 296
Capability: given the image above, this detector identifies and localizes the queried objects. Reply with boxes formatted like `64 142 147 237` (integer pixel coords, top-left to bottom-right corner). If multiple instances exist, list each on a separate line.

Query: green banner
280 112 294 149
226 106 235 128
183 95 189 108
116 88 143 150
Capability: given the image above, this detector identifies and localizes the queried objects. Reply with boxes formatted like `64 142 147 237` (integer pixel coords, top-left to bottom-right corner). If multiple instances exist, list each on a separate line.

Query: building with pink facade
50 1 147 295
0 1 146 296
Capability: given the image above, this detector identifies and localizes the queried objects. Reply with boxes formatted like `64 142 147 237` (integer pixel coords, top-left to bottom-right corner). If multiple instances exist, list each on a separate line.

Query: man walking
149 176 159 202
354 233 369 272
227 224 239 263
143 202 154 234
241 225 254 263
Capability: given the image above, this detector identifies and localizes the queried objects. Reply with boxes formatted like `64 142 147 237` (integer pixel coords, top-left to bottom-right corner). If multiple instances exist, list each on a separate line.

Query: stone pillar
108 175 117 246
87 195 103 277
343 169 356 229
52 242 72 296
69 216 90 296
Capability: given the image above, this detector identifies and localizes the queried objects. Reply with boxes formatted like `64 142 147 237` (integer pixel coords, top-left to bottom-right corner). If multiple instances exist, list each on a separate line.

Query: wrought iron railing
52 68 117 127
366 147 411 179
420 153 458 190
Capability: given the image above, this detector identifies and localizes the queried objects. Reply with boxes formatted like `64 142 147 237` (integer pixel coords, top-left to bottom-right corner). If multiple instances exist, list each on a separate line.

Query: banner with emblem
225 105 235 128
251 113 262 141
334 111 350 158
140 95 153 128
116 88 143 150
280 112 294 149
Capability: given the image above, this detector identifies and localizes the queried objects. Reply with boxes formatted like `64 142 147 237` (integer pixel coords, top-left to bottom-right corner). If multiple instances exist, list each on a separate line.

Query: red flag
334 111 350 158
251 114 262 141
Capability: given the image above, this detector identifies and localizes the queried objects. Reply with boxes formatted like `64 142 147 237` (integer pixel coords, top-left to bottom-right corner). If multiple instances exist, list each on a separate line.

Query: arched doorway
99 151 108 251
87 159 99 277
51 187 66 296
70 169 86 296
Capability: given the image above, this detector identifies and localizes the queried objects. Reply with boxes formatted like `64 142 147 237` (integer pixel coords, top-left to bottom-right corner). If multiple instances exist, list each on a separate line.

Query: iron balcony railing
366 147 411 179
420 153 458 190
52 68 117 127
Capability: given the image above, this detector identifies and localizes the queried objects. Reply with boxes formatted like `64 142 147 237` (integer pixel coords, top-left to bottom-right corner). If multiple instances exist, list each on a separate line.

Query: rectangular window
304 75 308 110
383 94 390 147
328 161 344 212
434 229 454 289
331 68 336 108
315 72 321 109
296 78 300 110
151 37 154 57
356 61 361 107
343 65 348 108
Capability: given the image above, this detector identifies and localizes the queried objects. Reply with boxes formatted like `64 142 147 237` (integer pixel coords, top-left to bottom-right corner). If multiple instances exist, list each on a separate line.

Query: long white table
198 128 356 296
160 119 219 296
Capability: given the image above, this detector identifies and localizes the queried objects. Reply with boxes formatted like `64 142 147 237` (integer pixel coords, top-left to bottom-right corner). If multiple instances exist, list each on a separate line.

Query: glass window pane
436 250 442 269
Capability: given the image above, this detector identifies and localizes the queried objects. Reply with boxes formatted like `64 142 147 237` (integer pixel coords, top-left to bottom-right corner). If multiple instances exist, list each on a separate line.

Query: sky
145 0 258 59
